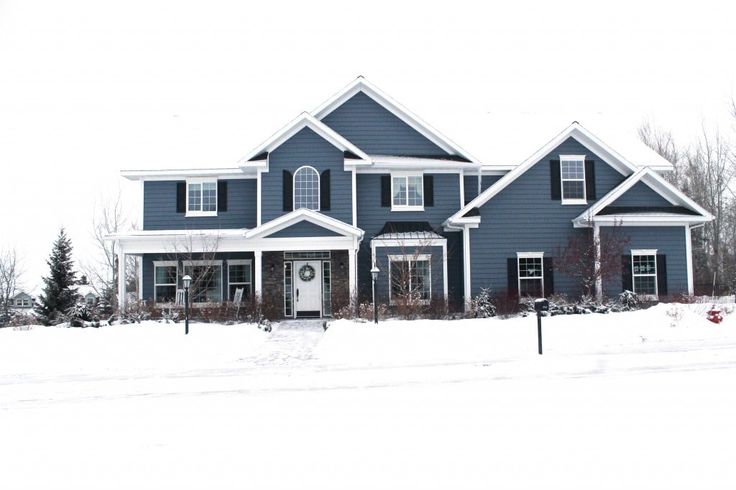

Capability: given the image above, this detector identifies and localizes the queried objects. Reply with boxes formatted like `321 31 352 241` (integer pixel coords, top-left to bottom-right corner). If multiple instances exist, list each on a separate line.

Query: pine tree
35 228 80 325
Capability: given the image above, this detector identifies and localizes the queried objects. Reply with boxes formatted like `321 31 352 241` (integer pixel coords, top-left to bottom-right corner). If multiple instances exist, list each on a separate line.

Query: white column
685 225 694 295
254 250 263 299
463 226 472 311
348 248 357 301
117 246 126 312
594 223 602 303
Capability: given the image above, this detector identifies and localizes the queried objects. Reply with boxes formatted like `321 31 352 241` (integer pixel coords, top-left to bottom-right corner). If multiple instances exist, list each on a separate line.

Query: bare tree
162 233 222 306
0 248 21 319
638 121 683 186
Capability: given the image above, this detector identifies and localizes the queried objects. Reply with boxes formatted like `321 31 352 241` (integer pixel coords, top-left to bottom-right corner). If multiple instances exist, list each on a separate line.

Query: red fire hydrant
707 306 723 324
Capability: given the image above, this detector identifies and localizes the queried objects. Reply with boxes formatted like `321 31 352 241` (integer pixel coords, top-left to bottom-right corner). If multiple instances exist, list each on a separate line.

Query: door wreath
298 264 316 282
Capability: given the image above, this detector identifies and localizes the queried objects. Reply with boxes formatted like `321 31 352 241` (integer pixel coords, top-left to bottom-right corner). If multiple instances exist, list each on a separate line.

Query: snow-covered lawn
1 305 735 489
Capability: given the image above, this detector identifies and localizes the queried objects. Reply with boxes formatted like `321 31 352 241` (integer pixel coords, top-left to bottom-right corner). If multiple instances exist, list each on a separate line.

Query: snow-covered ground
1 305 735 489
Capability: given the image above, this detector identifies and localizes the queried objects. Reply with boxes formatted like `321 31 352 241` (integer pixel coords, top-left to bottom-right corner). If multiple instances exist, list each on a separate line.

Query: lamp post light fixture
370 265 380 324
182 274 192 335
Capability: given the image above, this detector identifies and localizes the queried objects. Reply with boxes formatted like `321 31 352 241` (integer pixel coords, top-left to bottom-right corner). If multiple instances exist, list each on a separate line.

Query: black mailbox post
534 298 549 355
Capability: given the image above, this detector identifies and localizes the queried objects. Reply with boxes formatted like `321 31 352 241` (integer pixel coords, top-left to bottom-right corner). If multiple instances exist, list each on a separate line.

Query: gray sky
1 0 734 291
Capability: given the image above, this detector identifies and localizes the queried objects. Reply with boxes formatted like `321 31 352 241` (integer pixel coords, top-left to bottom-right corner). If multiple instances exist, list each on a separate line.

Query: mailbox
534 298 549 313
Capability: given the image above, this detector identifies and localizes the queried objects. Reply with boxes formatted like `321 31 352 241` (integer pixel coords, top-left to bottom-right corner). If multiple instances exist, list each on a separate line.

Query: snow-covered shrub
64 302 99 328
468 288 496 318
334 301 388 322
618 290 640 311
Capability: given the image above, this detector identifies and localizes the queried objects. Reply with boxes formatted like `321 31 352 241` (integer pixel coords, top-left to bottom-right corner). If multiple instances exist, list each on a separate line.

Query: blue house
110 77 712 317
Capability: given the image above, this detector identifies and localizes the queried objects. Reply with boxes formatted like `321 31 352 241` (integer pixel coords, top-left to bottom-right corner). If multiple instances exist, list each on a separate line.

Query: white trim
559 154 587 205
685 225 694 295
351 168 357 227
182 259 224 267
517 253 545 298
121 167 256 181
630 251 658 299
463 226 471 311
152 260 178 267
245 208 364 240
185 178 218 217
390 172 424 211
153 261 178 304
581 216 711 227
516 251 545 258
256 168 263 227
293 165 321 211
227 259 252 302
254 251 262 299
387 254 433 305
348 249 357 301
240 112 370 164
631 249 658 256
459 171 465 209
312 77 478 163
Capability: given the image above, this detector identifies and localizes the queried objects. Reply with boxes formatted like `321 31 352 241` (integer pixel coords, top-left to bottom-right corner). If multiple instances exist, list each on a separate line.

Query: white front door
294 260 322 317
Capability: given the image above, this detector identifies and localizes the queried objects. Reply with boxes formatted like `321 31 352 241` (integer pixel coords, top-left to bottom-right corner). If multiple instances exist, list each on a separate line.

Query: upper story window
294 166 320 211
392 173 423 211
187 179 218 217
560 155 586 204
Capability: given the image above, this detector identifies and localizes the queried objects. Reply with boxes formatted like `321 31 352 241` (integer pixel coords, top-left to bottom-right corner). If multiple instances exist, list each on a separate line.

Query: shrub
468 288 496 318
64 302 100 328
618 290 640 310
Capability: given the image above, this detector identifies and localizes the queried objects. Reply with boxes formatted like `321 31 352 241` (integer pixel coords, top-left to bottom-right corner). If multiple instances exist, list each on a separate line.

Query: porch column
348 248 357 301
594 224 602 302
117 246 126 312
463 226 472 311
254 250 263 299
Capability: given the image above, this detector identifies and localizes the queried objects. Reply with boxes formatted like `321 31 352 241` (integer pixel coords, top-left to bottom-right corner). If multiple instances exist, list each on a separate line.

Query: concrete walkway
245 319 326 367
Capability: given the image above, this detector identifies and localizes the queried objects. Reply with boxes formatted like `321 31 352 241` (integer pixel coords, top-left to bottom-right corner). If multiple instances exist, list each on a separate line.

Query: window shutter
217 181 227 212
656 254 668 297
176 182 186 213
507 258 518 299
423 175 434 207
622 255 632 291
550 160 561 200
585 160 596 200
381 175 391 207
320 170 331 211
543 258 554 297
283 170 293 212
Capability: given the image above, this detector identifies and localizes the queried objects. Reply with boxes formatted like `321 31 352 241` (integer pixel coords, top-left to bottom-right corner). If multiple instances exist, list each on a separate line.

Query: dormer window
391 173 424 211
186 179 218 217
294 166 320 211
560 155 586 204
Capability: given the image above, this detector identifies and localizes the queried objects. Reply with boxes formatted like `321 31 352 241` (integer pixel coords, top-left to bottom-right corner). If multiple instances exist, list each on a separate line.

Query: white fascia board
113 235 357 255
245 208 364 240
351 156 480 173
371 237 447 249
240 112 370 164
121 168 255 181
311 77 479 164
578 215 712 227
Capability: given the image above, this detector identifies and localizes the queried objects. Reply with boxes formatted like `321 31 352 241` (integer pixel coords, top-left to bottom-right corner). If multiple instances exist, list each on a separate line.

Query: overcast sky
1 0 734 291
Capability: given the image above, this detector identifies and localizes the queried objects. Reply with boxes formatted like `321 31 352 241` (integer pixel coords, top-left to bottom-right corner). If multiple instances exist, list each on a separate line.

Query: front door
294 260 322 317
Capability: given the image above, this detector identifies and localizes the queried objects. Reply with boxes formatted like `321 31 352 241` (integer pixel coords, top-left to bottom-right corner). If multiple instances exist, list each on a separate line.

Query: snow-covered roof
372 231 444 241
74 284 98 298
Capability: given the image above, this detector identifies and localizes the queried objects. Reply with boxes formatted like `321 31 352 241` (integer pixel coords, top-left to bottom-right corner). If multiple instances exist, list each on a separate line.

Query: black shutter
320 170 331 210
550 160 561 200
217 181 227 212
622 255 633 291
507 258 518 299
543 258 554 297
585 160 596 200
380 175 391 207
423 175 434 207
176 182 186 213
283 170 293 212
657 254 668 297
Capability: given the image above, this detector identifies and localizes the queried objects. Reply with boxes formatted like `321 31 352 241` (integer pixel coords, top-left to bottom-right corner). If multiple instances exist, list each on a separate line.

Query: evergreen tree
35 228 80 325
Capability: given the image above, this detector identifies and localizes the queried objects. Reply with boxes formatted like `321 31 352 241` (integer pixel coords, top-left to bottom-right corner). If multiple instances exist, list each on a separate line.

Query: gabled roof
573 167 713 226
312 76 479 164
446 122 647 226
245 208 364 240
239 112 370 164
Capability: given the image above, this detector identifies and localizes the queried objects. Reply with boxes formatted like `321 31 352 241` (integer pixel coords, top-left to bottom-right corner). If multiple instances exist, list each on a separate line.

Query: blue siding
269 221 341 238
611 181 673 207
602 226 688 297
262 127 352 224
372 245 445 304
322 91 450 157
143 179 257 230
469 137 627 297
464 174 479 203
482 175 502 193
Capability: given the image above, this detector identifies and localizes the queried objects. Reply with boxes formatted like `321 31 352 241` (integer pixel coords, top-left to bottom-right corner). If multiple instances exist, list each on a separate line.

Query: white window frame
391 172 424 211
186 178 218 217
293 165 321 211
227 259 252 302
559 155 587 205
388 253 432 305
153 260 179 304
182 259 224 304
517 252 545 298
631 249 658 299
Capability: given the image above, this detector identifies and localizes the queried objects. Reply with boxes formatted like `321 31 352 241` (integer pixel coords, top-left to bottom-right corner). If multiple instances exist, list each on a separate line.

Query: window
227 260 252 302
632 250 657 297
183 260 223 304
294 166 320 210
389 254 431 304
154 261 178 303
322 261 332 316
391 173 423 210
15 298 29 307
284 261 293 317
560 155 586 203
518 252 544 297
187 179 217 216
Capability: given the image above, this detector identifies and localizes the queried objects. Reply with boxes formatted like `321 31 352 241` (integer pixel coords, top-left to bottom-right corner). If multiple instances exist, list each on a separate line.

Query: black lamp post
183 274 191 335
370 264 380 324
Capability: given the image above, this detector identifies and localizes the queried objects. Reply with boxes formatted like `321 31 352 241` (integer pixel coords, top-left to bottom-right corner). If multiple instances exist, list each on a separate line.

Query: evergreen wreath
298 264 316 282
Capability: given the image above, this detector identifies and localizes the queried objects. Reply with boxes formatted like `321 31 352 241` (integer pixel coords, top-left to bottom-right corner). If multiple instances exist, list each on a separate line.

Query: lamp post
370 265 380 324
182 274 191 335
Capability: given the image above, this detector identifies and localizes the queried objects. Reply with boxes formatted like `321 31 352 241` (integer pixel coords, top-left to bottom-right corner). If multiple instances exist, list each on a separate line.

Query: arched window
294 166 320 210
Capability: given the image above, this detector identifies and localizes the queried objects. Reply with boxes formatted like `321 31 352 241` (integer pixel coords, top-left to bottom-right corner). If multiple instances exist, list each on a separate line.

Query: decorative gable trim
312 76 479 164
245 208 364 240
239 112 370 165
